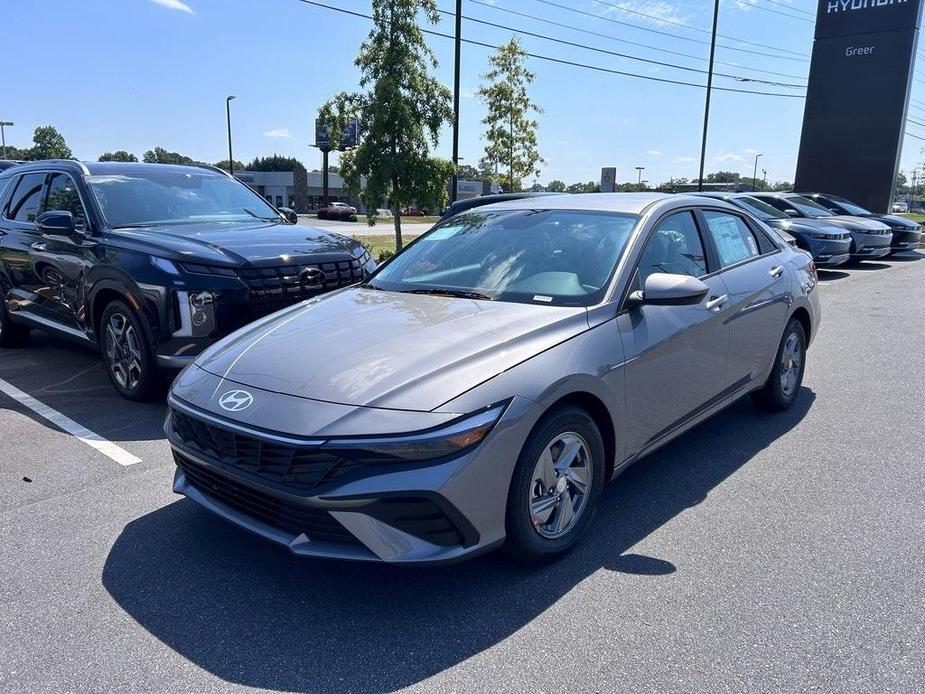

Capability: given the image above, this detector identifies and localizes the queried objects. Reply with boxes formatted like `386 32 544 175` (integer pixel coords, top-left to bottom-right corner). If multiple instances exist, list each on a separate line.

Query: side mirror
278 207 299 224
36 210 77 237
628 273 710 308
784 209 800 217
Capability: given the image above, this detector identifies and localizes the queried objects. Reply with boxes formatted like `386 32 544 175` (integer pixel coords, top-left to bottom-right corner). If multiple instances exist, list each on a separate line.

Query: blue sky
2 0 921 186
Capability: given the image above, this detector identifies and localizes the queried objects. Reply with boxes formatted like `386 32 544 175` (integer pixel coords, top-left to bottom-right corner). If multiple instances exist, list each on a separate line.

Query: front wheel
100 300 163 401
504 406 606 564
752 317 807 411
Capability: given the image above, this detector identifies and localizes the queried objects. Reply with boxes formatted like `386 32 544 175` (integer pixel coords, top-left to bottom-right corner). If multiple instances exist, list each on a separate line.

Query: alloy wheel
528 432 592 539
780 332 802 397
105 313 143 391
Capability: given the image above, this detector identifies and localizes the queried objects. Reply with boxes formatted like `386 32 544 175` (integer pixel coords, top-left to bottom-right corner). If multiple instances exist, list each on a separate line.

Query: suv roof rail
194 163 234 178
12 159 91 176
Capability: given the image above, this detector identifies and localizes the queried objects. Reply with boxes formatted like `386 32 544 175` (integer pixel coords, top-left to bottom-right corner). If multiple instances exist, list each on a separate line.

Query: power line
468 0 809 81
734 0 814 22
907 117 925 129
587 0 811 58
437 7 806 88
761 0 816 17
905 130 925 142
295 0 806 98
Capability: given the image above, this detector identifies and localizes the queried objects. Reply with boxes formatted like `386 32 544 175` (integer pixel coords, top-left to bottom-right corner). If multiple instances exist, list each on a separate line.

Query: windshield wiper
112 223 159 229
401 288 495 301
242 208 278 222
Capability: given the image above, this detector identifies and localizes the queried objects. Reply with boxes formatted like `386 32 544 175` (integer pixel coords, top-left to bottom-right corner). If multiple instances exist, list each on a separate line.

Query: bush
378 249 395 262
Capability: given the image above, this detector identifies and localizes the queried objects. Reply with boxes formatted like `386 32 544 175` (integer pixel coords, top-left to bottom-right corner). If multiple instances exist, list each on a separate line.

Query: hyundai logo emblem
218 390 254 412
300 267 325 288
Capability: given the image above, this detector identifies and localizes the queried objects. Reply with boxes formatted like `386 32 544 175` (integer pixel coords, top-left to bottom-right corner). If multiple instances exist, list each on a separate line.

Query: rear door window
702 210 761 268
5 173 47 223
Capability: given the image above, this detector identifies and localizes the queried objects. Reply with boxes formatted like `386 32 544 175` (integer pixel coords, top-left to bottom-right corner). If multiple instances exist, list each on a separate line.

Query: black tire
0 298 30 348
99 299 164 401
504 405 606 564
751 317 807 411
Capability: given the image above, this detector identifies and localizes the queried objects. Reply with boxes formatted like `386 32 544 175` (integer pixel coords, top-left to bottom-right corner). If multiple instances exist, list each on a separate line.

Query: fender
86 271 162 346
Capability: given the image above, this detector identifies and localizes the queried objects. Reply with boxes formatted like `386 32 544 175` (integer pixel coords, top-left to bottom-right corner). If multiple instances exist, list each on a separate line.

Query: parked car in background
317 201 357 220
0 161 375 400
695 192 851 267
167 193 819 565
799 192 922 255
752 193 892 261
401 206 427 217
440 192 565 221
891 201 909 214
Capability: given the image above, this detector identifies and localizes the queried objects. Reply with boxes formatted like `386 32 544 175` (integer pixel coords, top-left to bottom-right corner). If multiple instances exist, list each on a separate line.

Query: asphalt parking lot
1 253 923 693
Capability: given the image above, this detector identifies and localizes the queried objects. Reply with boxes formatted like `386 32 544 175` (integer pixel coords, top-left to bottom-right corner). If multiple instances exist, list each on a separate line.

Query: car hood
868 214 920 230
824 216 891 232
110 222 360 266
766 218 847 235
194 287 590 412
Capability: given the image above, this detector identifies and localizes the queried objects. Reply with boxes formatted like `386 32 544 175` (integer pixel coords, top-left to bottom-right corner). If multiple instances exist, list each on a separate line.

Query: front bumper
166 395 539 565
889 229 922 253
849 232 892 259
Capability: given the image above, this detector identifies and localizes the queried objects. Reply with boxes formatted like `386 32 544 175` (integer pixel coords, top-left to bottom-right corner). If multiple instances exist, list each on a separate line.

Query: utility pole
697 0 720 192
0 121 12 159
225 96 236 176
450 0 462 203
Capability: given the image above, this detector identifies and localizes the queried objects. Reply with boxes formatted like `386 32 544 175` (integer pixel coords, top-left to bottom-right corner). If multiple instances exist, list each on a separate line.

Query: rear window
5 172 46 223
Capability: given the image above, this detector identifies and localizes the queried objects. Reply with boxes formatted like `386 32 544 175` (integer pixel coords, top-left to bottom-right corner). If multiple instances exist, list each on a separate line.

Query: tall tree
99 150 138 162
546 179 566 192
247 155 306 173
477 38 544 193
30 125 72 160
319 0 454 250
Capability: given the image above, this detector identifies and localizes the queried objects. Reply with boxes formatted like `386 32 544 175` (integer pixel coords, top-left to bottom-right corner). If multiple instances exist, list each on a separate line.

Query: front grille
175 452 361 545
169 408 365 490
238 256 367 319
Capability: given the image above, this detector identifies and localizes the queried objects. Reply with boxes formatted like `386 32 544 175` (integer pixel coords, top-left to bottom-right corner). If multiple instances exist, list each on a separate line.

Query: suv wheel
752 317 807 411
100 300 163 401
504 406 605 564
0 299 30 348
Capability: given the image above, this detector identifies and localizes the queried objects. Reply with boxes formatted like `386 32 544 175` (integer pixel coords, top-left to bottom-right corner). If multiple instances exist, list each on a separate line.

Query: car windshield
822 194 870 216
366 209 639 306
734 196 788 221
787 196 834 218
87 171 281 227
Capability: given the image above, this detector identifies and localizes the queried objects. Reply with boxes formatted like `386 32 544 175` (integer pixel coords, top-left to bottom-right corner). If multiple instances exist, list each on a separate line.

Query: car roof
467 192 724 215
3 160 229 178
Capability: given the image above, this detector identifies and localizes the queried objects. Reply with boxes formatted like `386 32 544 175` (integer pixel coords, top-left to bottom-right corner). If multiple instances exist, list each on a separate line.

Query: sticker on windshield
425 225 463 241
532 295 554 303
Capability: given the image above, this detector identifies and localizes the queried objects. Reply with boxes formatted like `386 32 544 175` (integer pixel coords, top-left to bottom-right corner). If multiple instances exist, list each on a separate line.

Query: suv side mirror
279 207 299 224
784 209 800 217
36 210 77 238
627 273 710 308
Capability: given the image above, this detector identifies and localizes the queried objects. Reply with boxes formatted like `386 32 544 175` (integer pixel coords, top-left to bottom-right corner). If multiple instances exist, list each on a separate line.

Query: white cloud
460 87 477 99
148 0 194 14
674 156 696 163
263 128 293 138
714 153 745 163
647 150 663 156
599 1 690 27
744 148 762 155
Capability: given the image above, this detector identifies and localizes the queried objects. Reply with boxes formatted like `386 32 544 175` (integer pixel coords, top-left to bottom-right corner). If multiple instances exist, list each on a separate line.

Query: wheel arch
790 306 812 343
543 391 618 481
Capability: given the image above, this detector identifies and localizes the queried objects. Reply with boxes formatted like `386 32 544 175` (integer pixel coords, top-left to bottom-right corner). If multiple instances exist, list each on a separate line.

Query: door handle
768 265 784 278
705 294 727 311
31 242 47 252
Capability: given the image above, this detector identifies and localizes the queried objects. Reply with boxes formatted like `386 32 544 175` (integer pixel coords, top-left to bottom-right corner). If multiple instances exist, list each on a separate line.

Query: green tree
546 179 567 192
772 180 793 191
99 150 138 162
30 125 72 160
567 181 600 194
319 0 454 250
477 38 544 193
457 163 481 180
704 170 741 183
247 155 306 172
1 145 30 160
143 147 196 165
213 159 246 172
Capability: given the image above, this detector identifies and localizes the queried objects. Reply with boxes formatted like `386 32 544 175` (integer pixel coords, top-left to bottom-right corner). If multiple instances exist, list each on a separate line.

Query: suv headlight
322 404 507 463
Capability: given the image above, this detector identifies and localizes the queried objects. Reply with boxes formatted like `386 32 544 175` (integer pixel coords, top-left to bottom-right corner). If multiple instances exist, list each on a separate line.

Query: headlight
322 404 507 463
151 256 180 275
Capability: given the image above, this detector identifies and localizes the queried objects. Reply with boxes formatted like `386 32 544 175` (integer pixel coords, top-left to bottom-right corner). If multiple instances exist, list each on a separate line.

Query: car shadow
103 389 815 692
816 269 850 281
0 332 169 443
845 261 891 271
885 251 923 262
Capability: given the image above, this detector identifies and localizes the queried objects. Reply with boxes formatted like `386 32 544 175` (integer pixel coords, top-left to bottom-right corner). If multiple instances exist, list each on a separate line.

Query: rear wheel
504 406 605 564
0 298 30 348
752 318 806 411
100 300 163 401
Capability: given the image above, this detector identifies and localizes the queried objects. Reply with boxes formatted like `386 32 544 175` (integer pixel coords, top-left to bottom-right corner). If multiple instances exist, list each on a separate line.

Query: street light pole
225 96 236 176
752 152 763 191
0 121 12 159
697 0 720 192
450 0 462 204
635 166 645 186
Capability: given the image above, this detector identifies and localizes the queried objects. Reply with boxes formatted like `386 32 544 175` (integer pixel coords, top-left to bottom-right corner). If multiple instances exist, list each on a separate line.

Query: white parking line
0 377 142 466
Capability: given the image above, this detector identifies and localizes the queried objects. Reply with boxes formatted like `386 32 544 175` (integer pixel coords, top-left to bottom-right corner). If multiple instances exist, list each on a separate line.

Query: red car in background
317 202 357 220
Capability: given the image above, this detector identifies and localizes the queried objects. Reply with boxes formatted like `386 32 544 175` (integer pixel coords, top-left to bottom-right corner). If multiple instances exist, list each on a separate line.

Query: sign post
795 0 924 212
313 119 358 208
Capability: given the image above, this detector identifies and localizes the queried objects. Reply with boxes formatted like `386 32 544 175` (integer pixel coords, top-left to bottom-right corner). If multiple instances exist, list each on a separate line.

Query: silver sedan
166 193 820 565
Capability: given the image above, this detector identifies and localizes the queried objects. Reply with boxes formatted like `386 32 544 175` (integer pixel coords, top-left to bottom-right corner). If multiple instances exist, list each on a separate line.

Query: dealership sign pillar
795 0 924 212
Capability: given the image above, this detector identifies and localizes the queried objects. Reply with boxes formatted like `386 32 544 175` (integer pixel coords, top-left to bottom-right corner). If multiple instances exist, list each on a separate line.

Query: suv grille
237 255 367 319
175 452 361 545
169 409 365 490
